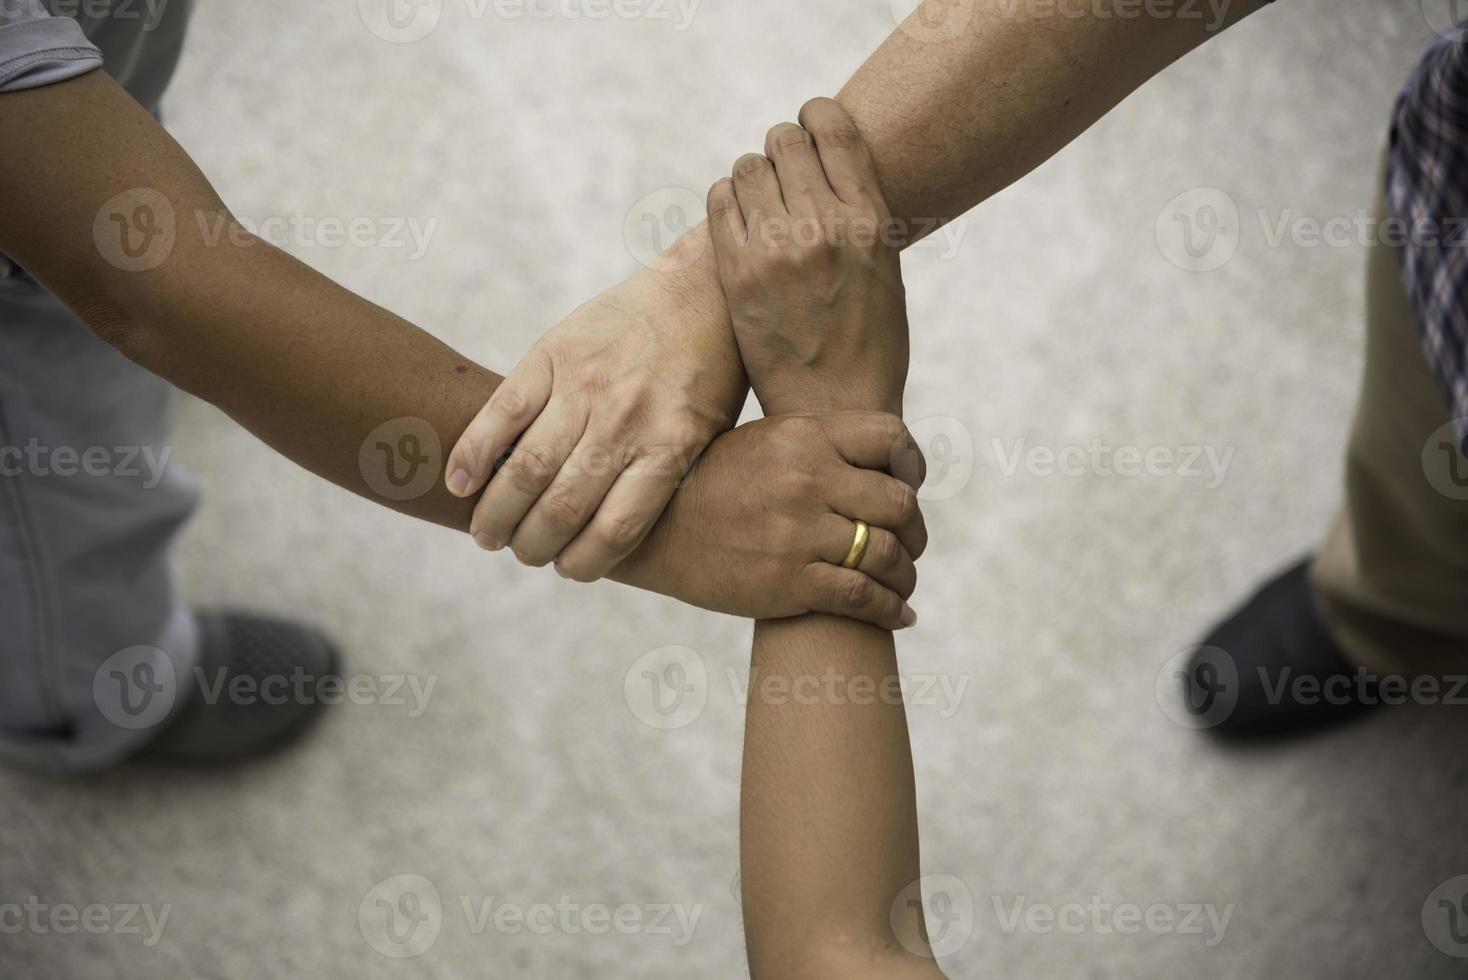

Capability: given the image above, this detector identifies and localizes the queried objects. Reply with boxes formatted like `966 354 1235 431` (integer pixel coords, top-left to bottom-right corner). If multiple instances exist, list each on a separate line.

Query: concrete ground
3 0 1466 976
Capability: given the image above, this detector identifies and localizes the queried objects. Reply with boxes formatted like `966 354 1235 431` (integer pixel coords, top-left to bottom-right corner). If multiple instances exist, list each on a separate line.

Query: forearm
739 377 941 979
742 615 941 977
120 230 504 530
837 0 1268 234
654 0 1268 342
0 70 501 531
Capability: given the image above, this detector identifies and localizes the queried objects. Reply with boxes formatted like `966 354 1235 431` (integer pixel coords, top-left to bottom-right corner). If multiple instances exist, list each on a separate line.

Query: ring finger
825 467 928 560
814 512 917 600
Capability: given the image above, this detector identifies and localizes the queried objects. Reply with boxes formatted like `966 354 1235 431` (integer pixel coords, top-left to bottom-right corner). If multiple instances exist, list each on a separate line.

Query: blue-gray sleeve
0 9 101 93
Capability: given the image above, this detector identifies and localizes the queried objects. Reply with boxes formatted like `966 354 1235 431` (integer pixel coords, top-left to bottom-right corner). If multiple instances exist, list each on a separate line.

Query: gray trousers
0 271 199 775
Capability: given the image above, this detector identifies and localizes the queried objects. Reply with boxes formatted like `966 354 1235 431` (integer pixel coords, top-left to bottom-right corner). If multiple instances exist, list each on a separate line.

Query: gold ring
840 520 870 569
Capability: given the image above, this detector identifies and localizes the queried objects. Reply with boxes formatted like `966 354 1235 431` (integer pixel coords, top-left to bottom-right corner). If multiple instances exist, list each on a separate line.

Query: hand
613 411 927 629
706 98 908 417
444 253 746 580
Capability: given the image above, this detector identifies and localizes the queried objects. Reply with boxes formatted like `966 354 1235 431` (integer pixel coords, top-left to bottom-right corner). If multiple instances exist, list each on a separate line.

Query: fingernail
474 532 501 551
900 604 917 628
447 469 470 495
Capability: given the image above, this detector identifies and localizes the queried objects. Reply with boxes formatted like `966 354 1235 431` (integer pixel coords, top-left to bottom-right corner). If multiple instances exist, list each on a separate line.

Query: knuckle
910 440 929 486
598 512 646 554
842 573 875 610
799 96 838 119
659 419 709 452
605 395 650 434
822 123 864 150
788 465 820 502
780 413 825 443
734 153 771 180
540 488 588 531
899 566 917 600
511 540 552 568
878 480 915 524
802 97 863 149
875 412 907 448
632 446 686 483
582 368 614 396
870 530 900 569
491 387 530 422
646 420 713 473
769 124 813 154
506 445 558 492
557 557 603 584
725 263 759 295
893 485 920 523
708 194 739 220
519 552 553 569
773 420 826 468
800 239 840 266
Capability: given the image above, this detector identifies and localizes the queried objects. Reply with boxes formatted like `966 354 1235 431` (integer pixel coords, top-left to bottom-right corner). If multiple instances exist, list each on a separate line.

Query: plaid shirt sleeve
1387 36 1468 452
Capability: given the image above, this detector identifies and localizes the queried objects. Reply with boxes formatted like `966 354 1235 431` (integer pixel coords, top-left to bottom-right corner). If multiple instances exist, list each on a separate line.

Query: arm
0 70 494 533
707 103 943 977
0 69 924 629
446 0 1269 576
836 0 1270 237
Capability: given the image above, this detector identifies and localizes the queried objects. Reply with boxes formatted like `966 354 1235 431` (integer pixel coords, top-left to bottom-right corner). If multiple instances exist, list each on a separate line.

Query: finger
508 426 629 567
469 398 587 554
802 561 916 631
706 177 747 252
764 121 834 218
553 446 690 583
815 513 917 599
826 468 927 561
707 178 752 296
446 350 553 497
820 412 927 491
797 97 890 215
731 153 786 241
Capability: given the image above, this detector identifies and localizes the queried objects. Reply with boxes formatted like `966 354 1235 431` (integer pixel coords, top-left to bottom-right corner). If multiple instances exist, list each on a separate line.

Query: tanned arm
707 101 943 978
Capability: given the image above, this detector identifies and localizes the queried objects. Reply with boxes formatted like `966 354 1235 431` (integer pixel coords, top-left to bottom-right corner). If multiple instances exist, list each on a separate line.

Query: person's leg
1309 185 1468 678
1190 162 1468 737
0 270 342 773
0 270 200 774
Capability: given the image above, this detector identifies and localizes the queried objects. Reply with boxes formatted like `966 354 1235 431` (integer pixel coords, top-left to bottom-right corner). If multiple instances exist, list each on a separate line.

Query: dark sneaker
1188 558 1379 739
133 611 340 765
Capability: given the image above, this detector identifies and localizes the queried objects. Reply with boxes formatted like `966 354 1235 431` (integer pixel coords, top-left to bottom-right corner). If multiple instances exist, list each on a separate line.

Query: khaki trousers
1310 174 1468 676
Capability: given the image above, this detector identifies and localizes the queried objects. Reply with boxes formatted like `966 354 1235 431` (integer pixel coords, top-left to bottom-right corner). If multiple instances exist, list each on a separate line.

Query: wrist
634 226 749 426
758 373 904 417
